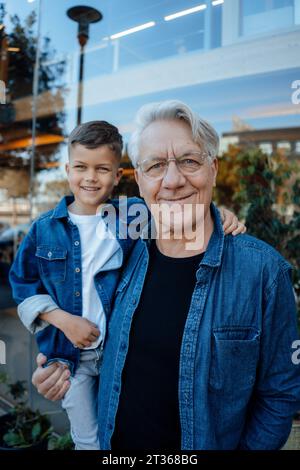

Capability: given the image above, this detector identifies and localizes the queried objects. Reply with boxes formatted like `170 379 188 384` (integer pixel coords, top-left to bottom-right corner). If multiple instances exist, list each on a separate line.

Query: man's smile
157 193 196 204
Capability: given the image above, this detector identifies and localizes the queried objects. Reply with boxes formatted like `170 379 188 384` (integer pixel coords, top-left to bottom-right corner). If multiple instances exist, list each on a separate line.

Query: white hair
128 100 219 167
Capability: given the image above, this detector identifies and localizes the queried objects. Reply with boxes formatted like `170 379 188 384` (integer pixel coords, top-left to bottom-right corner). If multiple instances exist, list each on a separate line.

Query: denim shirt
9 195 143 374
98 203 300 450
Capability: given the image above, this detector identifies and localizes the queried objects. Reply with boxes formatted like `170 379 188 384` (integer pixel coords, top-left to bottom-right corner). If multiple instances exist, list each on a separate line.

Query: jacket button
75 291 80 297
74 241 80 246
75 267 80 273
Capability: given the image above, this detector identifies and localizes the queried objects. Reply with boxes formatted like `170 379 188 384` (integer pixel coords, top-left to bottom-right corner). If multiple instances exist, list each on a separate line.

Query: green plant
215 147 300 326
48 432 74 450
0 373 52 449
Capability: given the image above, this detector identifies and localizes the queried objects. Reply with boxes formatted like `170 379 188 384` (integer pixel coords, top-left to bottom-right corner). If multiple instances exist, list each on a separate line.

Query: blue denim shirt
98 203 300 450
9 195 142 374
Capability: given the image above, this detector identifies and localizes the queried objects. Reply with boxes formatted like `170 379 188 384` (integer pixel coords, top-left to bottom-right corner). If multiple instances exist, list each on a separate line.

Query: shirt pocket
209 326 260 395
36 245 67 284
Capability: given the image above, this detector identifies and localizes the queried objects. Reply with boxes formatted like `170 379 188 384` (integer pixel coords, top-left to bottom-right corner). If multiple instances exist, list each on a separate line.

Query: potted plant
48 432 74 450
0 373 52 450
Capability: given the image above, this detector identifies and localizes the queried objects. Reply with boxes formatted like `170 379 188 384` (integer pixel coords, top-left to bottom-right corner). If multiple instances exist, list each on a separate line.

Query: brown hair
68 120 123 160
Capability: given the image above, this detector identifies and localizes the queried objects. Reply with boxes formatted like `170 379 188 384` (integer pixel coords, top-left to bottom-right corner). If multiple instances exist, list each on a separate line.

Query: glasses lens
177 152 206 174
141 158 167 179
139 152 207 179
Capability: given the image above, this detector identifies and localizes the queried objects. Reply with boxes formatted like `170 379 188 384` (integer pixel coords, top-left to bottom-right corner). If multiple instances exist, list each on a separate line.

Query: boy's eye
97 167 111 173
74 165 85 169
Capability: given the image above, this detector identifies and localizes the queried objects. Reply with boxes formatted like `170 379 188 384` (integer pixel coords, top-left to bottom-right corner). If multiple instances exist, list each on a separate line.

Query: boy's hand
39 309 101 348
60 314 100 349
219 207 246 236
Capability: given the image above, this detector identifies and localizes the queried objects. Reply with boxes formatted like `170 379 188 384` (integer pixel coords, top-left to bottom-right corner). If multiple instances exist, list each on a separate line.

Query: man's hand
220 207 246 236
32 353 71 401
39 309 100 348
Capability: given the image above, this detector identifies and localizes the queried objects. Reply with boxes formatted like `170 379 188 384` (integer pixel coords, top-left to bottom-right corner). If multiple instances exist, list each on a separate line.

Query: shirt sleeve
9 226 58 333
238 266 300 450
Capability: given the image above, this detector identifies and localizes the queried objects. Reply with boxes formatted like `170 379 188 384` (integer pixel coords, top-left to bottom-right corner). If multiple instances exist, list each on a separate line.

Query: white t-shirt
68 210 120 349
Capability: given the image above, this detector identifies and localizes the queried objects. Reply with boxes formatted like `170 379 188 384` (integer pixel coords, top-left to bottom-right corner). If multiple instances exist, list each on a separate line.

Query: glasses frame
136 151 211 181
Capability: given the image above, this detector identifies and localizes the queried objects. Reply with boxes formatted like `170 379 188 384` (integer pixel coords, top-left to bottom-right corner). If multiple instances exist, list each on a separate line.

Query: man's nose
161 160 186 188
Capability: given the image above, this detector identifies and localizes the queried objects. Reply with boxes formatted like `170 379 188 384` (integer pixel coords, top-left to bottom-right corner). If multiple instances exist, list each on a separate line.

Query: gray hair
128 100 219 167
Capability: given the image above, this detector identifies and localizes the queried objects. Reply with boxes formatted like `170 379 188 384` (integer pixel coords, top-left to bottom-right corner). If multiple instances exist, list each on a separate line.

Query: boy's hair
68 120 123 161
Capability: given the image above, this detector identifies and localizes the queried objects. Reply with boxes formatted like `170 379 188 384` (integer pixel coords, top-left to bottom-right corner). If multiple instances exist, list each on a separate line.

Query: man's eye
180 158 202 167
146 162 165 172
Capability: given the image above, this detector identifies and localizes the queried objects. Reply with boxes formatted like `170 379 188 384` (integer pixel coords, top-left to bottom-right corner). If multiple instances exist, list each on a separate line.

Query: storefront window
240 0 296 37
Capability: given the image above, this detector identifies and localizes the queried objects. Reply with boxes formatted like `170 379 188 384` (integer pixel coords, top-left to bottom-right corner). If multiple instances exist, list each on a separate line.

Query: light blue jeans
61 345 103 450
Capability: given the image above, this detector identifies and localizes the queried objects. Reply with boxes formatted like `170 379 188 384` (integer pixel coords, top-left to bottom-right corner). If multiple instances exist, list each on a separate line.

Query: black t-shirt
111 242 204 451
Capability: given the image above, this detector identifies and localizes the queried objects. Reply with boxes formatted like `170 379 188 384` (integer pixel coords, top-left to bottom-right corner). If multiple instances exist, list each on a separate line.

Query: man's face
66 143 123 214
134 119 218 231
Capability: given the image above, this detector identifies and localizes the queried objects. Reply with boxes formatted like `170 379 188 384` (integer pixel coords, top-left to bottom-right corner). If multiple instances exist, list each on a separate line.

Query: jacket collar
51 195 75 219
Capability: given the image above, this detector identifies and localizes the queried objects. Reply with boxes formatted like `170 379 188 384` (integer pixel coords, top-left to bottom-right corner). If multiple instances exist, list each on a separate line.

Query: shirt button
75 267 80 273
75 291 80 297
132 299 137 305
48 251 52 258
74 241 80 246
108 424 113 430
114 385 119 393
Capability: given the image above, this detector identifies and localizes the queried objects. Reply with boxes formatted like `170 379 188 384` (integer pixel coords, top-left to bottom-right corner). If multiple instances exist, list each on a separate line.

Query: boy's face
66 143 123 214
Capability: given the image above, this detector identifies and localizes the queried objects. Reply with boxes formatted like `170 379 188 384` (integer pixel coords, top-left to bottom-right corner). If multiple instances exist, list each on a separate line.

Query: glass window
240 0 295 37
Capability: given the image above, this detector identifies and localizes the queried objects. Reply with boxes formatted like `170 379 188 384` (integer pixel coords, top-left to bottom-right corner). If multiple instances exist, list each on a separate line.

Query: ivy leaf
31 422 41 441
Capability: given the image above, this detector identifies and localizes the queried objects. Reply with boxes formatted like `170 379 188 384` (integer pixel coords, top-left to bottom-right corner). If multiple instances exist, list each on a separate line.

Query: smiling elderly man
32 100 300 450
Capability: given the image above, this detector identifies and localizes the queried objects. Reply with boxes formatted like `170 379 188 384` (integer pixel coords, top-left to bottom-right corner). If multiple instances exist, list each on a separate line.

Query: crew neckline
68 209 102 223
151 241 205 264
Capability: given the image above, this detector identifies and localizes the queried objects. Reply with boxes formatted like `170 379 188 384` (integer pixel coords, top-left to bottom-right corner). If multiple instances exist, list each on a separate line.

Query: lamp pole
67 6 102 125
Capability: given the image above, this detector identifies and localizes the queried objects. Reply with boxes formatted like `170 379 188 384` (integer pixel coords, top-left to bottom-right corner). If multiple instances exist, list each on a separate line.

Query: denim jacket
98 203 300 450
9 195 143 374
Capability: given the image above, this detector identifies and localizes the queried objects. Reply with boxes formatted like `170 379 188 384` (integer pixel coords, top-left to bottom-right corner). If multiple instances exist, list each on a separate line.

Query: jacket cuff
18 295 59 334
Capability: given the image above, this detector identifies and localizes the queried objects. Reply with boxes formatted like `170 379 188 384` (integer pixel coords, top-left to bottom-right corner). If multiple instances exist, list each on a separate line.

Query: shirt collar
201 202 225 268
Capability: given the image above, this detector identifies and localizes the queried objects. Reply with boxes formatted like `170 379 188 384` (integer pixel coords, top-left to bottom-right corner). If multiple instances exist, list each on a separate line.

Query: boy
9 121 130 450
9 120 244 450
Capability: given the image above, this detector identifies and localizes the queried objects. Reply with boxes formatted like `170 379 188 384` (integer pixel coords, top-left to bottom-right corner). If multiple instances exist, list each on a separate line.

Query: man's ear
134 169 143 197
212 158 218 187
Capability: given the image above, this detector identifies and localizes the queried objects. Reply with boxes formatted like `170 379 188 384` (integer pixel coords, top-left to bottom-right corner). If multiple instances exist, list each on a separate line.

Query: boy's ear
114 167 123 186
65 162 70 177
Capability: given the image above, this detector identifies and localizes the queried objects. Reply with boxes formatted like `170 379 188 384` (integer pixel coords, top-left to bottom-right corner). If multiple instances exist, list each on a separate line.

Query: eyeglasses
136 151 210 181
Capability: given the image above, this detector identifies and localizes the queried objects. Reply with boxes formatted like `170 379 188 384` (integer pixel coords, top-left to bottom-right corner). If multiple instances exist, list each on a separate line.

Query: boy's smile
66 143 123 215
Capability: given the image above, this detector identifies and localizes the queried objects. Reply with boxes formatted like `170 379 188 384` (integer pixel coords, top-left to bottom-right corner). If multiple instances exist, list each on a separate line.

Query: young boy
9 121 132 450
9 120 244 450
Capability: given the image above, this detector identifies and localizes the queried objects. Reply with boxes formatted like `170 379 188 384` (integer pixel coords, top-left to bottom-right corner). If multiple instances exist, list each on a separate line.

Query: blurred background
0 0 299 448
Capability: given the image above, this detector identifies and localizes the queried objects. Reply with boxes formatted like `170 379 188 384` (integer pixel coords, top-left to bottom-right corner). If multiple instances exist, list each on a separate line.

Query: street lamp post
67 6 102 125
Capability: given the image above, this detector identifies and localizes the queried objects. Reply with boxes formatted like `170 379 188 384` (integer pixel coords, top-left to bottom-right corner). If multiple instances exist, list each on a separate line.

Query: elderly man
32 100 300 450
